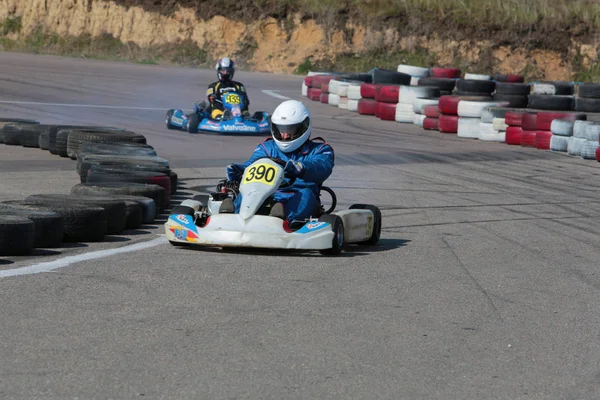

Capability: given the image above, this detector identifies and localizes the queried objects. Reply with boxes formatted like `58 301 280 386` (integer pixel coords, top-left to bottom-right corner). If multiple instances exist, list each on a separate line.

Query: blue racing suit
227 137 334 222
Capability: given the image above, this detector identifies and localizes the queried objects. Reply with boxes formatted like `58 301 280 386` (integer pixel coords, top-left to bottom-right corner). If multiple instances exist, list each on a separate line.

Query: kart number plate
243 163 276 186
225 93 242 104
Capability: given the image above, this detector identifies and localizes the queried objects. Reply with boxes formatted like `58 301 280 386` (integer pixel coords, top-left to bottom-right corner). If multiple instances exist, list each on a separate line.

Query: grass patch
0 16 21 35
0 27 210 67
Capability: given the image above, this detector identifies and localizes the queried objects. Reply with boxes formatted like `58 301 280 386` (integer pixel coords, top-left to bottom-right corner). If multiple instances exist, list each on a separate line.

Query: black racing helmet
216 57 235 82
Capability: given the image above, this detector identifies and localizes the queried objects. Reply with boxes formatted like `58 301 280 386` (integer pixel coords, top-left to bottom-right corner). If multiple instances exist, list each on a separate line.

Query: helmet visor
272 117 309 141
219 67 233 78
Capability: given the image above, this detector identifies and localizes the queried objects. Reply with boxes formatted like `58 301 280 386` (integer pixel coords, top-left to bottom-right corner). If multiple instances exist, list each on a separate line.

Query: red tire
439 115 459 133
310 75 334 88
438 96 461 115
535 131 552 149
520 130 537 147
375 85 400 103
321 83 329 93
505 126 522 145
423 105 441 118
320 93 329 103
423 117 439 130
521 113 538 131
376 102 396 121
431 67 461 79
357 99 377 115
535 112 586 130
304 76 314 87
360 83 379 99
307 88 322 101
495 74 525 83
505 111 529 126
596 147 600 162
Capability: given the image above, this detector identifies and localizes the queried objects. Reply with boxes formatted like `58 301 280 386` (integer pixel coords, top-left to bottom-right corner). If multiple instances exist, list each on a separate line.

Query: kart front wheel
319 214 344 256
166 109 177 130
187 113 200 133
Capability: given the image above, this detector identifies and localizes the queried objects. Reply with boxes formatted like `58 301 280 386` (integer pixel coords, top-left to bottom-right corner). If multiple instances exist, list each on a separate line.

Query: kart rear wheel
318 214 344 255
166 109 177 130
187 113 200 133
349 204 382 245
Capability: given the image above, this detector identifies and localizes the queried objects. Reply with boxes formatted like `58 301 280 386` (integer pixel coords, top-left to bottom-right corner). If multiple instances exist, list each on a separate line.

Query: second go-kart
165 157 382 255
165 91 270 134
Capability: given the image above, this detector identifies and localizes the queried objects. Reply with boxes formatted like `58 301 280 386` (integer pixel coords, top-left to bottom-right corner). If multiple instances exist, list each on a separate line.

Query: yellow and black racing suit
206 80 250 119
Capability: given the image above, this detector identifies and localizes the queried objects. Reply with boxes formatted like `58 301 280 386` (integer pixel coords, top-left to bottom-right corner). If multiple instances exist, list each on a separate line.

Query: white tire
414 114 426 127
399 86 440 104
457 117 481 139
585 123 600 141
347 99 359 112
464 73 492 80
410 77 421 86
395 103 415 123
492 117 508 131
567 136 586 156
302 82 308 96
550 135 569 152
328 93 340 106
550 119 574 136
573 120 594 139
581 141 599 159
347 85 362 100
531 83 556 95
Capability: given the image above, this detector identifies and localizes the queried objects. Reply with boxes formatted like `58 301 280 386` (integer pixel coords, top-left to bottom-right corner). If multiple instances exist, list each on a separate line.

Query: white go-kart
164 157 382 255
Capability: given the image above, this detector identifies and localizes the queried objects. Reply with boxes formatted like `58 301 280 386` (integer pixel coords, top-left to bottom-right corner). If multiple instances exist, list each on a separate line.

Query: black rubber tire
24 194 127 235
39 131 50 150
187 113 200 133
371 69 412 85
15 124 54 148
0 215 36 256
169 171 178 195
494 83 530 96
417 78 457 92
77 154 170 179
86 166 171 202
69 188 157 224
48 125 109 155
2 124 27 145
492 93 529 108
575 97 600 112
578 83 600 99
80 141 157 159
170 205 195 216
0 204 64 248
3 200 107 242
67 129 146 160
456 79 496 94
337 73 373 83
349 204 382 245
455 90 496 97
0 119 39 143
68 195 142 230
528 94 575 111
318 214 344 256
68 182 165 214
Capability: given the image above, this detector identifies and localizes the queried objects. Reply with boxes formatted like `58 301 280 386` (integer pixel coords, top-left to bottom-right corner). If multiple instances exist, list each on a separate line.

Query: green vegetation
0 16 21 35
0 27 210 67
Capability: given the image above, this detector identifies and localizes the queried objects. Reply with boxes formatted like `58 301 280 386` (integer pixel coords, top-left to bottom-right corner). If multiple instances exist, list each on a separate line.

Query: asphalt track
2 52 600 399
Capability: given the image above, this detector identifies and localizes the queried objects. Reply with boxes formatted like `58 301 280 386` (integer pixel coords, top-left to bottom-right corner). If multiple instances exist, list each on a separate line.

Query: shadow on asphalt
0 258 14 265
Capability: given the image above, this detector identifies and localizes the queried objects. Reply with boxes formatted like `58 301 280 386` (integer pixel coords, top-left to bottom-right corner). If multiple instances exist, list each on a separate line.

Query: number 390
245 165 275 183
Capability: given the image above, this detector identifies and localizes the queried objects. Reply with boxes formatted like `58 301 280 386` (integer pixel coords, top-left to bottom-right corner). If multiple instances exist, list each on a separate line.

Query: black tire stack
528 81 575 111
492 82 530 108
0 118 174 257
575 84 600 112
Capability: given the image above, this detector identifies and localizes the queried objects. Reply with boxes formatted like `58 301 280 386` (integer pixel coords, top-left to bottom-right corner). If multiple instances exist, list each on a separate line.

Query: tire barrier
0 116 178 257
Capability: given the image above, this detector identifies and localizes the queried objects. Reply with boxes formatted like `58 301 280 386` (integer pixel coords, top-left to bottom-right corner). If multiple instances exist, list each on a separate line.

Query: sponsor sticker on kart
171 116 184 125
242 163 277 186
222 125 257 132
175 214 189 223
306 222 326 230
174 228 187 240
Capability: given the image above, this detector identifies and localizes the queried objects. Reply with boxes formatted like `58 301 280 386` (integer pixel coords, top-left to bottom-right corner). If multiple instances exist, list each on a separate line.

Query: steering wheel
268 157 296 187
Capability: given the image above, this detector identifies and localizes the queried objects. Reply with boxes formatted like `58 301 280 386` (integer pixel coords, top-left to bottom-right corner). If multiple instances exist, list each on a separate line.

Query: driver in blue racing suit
220 100 334 223
207 57 250 120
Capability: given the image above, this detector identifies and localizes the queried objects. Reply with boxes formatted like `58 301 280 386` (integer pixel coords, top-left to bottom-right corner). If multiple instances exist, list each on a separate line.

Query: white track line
0 237 168 278
262 90 291 100
0 100 165 111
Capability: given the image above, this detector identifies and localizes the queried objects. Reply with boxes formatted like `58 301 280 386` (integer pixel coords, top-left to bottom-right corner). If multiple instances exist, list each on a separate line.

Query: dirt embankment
1 0 599 80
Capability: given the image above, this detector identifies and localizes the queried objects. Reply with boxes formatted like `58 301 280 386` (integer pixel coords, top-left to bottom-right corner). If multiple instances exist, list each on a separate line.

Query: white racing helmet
270 100 312 153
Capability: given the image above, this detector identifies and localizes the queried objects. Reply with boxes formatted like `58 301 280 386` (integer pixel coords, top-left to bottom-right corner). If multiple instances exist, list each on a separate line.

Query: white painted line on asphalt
0 100 165 111
0 237 168 278
262 90 291 100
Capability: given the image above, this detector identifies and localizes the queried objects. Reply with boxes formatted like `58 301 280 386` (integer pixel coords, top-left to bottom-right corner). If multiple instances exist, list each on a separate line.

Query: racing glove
284 160 304 179
226 163 245 182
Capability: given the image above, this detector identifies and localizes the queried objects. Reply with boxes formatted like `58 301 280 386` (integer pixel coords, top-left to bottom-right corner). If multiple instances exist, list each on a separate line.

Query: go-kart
164 158 382 255
165 91 270 134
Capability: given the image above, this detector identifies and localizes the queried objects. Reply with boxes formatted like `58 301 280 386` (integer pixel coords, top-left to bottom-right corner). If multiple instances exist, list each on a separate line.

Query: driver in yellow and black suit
207 57 250 120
